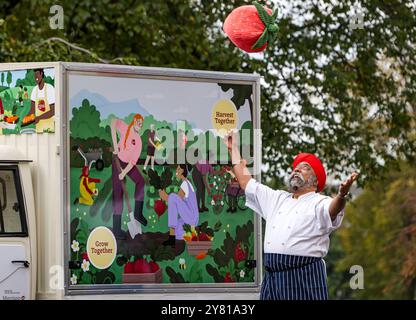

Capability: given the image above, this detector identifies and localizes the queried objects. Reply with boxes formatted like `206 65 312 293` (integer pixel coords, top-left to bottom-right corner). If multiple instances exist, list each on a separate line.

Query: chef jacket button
273 226 276 229
267 242 271 244
281 242 285 246
288 226 291 229
278 211 281 214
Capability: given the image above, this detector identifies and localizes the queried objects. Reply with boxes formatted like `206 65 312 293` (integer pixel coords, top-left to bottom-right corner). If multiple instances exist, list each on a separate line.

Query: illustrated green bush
206 220 254 283
165 261 204 284
69 217 116 285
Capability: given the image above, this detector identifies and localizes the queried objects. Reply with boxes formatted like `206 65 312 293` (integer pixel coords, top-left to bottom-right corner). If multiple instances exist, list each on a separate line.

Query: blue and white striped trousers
260 253 329 300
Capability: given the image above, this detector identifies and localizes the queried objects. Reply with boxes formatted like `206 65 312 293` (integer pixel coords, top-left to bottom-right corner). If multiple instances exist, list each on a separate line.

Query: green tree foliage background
1 0 414 183
1 0 415 299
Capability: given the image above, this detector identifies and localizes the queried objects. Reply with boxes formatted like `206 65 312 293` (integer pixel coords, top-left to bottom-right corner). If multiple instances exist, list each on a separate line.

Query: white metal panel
0 244 29 300
0 133 61 298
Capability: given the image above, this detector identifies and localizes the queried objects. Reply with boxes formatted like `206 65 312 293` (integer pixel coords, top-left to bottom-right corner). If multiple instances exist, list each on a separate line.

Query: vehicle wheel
95 159 105 171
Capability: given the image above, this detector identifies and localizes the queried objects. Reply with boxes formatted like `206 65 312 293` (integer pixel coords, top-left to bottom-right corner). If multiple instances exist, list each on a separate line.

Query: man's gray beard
288 173 306 193
287 172 317 193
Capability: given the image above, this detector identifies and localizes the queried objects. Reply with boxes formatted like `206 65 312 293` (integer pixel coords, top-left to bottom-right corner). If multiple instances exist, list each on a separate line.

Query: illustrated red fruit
149 261 160 273
198 233 210 241
223 4 275 53
124 262 135 274
234 242 247 263
191 235 198 242
224 272 234 283
134 258 152 273
154 199 167 219
82 252 89 261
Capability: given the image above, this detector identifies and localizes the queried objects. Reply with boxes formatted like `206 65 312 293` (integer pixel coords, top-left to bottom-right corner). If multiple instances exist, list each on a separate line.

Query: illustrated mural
68 73 256 287
0 68 55 135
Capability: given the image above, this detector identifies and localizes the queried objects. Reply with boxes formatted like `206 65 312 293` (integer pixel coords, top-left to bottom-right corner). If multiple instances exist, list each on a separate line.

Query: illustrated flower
240 270 245 278
220 201 224 206
213 181 216 186
70 274 77 285
211 200 215 205
179 258 186 265
81 259 90 272
71 240 80 252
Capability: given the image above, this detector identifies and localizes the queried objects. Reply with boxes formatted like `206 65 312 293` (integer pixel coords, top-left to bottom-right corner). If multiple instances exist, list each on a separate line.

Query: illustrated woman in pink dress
159 164 199 247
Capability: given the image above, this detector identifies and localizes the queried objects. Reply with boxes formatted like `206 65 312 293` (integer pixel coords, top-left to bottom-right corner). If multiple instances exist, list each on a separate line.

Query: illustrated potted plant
183 221 221 256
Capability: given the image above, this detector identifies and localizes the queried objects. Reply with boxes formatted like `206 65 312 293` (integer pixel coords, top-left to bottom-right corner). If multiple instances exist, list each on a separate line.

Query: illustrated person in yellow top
29 68 55 133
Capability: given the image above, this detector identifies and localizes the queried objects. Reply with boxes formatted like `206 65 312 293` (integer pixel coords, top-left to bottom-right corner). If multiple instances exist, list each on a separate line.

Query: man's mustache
290 172 305 182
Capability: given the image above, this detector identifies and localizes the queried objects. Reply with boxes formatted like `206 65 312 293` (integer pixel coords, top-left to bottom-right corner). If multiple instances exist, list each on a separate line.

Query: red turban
293 153 326 192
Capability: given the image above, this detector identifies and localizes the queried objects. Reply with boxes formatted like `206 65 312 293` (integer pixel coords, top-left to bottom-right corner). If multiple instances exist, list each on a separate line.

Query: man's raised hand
339 172 359 196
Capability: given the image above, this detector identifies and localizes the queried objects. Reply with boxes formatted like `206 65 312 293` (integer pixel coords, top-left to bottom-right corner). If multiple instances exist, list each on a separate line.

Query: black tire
95 159 105 171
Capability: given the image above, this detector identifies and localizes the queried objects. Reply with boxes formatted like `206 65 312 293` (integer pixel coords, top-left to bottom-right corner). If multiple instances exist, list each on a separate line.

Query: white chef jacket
245 178 344 258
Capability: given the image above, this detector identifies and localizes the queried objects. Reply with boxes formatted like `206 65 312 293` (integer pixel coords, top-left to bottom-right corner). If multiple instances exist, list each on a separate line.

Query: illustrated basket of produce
122 258 162 283
183 223 214 256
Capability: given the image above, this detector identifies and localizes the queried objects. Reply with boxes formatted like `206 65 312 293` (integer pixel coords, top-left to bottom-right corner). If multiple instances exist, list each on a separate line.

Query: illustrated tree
6 71 12 88
70 98 111 142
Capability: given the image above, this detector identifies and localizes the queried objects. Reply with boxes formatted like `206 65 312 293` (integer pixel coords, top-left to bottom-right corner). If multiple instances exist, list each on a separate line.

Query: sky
68 73 252 132
3 68 55 87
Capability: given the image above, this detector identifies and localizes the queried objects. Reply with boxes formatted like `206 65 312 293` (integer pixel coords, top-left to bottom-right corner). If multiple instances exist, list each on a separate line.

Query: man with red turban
224 131 358 300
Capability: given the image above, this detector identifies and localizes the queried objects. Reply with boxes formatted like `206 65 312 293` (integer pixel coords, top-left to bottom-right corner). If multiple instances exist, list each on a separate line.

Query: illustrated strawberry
134 258 152 273
234 242 247 263
224 272 234 283
223 2 278 53
149 261 160 273
124 262 135 274
81 252 89 261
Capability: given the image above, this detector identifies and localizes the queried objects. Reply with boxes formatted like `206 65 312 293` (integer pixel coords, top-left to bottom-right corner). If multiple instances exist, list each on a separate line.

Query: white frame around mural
63 63 262 296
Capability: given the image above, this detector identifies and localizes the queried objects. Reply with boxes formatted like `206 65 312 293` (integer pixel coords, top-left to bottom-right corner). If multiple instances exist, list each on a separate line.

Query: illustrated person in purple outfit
159 164 199 247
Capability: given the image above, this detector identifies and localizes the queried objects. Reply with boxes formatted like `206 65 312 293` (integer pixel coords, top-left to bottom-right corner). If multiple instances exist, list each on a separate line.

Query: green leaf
166 266 187 283
254 2 272 26
206 264 223 282
189 262 203 283
214 221 222 232
251 28 269 50
183 224 192 233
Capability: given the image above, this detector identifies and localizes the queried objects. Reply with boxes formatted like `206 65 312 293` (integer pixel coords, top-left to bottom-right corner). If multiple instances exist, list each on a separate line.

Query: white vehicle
0 62 261 300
